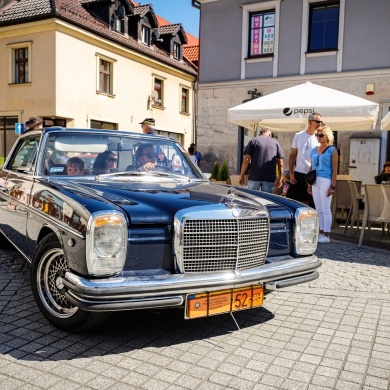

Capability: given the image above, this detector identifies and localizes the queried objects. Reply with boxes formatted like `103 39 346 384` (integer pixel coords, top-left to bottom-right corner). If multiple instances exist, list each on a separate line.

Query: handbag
305 169 317 185
304 146 331 185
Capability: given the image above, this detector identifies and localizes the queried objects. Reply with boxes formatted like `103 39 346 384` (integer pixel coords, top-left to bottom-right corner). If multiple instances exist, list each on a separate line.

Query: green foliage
211 161 219 179
218 161 229 182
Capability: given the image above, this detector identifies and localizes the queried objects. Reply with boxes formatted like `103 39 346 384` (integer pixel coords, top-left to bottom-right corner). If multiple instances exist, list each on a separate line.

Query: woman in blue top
308 126 338 243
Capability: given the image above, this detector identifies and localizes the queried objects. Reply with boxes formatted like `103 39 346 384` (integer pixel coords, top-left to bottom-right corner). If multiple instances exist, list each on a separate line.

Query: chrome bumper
63 256 321 312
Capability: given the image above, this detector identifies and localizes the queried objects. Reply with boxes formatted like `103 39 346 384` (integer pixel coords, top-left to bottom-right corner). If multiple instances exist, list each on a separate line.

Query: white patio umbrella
381 111 390 130
227 82 379 132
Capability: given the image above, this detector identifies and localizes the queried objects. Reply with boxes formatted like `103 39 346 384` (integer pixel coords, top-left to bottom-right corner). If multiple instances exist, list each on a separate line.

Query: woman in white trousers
308 126 338 243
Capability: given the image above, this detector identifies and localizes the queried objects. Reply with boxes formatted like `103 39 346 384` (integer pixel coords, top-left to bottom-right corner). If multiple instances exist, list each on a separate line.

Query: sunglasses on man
141 153 158 158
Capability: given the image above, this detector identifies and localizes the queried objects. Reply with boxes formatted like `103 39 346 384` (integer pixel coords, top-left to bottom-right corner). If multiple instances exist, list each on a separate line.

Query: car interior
37 133 200 178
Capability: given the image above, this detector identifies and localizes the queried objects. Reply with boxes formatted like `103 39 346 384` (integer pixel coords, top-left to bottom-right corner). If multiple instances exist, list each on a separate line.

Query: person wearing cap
25 116 43 131
139 118 156 135
286 113 322 207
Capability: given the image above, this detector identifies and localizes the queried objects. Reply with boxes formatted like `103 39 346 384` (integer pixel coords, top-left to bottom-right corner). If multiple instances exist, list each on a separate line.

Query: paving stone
0 237 389 390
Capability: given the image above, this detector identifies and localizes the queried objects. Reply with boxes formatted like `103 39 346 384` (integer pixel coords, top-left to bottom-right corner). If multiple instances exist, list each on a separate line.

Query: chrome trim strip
27 204 86 239
265 271 319 290
64 292 185 311
63 256 321 304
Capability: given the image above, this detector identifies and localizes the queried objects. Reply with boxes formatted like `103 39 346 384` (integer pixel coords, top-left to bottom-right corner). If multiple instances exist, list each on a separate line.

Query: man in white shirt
286 113 322 206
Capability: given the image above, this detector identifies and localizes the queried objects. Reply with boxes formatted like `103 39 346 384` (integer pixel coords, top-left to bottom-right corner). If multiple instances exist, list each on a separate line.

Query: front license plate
185 286 264 319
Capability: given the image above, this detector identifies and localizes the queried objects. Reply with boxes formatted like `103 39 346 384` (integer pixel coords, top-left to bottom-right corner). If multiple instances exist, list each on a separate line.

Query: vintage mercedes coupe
0 127 321 331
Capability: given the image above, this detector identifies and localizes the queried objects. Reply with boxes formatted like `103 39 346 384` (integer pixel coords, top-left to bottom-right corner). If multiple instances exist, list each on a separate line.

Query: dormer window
111 14 121 32
173 42 181 60
142 26 150 45
109 2 128 35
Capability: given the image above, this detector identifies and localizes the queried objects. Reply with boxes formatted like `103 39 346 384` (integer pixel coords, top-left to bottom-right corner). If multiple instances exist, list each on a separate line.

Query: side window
248 9 275 57
180 87 190 114
173 42 181 60
141 25 150 45
308 1 340 52
152 76 165 108
90 120 117 130
96 54 116 96
8 137 40 172
8 42 32 84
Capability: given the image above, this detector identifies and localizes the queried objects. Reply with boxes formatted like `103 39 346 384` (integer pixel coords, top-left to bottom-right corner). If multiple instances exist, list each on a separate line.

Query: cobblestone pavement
0 240 389 390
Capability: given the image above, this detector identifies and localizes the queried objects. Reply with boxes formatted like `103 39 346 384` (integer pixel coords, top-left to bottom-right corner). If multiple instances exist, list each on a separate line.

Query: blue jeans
247 180 274 193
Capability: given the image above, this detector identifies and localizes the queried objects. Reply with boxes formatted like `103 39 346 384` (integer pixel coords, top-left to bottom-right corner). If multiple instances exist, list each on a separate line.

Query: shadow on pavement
1 247 274 363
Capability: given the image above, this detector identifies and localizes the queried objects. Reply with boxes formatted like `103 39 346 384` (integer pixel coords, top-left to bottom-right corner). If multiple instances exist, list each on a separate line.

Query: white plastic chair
358 184 390 247
344 181 364 236
331 180 361 228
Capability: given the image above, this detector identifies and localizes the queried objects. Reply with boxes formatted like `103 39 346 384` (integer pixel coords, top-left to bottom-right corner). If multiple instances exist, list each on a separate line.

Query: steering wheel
153 165 171 172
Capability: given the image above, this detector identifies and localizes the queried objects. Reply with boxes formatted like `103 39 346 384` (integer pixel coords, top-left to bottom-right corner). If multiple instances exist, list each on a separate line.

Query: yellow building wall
0 19 196 147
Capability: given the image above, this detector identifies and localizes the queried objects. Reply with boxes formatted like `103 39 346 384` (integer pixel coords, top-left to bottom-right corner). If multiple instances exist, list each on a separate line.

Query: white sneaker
318 234 330 243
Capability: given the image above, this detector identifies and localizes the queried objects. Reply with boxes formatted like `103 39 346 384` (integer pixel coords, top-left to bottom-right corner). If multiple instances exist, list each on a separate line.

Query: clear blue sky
146 0 200 37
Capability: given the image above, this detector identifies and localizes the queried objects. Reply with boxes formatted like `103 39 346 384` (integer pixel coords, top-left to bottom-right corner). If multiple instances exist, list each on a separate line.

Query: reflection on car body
0 127 321 332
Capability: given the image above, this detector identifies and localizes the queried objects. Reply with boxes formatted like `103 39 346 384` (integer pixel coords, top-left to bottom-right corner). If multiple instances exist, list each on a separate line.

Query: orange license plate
185 286 264 319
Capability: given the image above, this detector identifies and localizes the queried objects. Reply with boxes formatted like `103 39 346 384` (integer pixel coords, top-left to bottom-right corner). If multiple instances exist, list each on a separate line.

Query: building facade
0 0 198 164
196 0 390 180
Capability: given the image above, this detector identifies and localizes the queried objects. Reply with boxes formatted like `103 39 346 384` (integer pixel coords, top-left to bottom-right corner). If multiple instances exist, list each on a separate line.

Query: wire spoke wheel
31 233 111 331
37 248 78 318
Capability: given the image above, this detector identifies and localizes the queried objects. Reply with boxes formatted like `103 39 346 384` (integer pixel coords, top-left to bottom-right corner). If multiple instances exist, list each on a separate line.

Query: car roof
40 127 172 141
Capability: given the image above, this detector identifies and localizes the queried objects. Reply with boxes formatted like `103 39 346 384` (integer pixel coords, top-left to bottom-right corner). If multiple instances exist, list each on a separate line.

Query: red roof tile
0 0 197 75
183 45 199 62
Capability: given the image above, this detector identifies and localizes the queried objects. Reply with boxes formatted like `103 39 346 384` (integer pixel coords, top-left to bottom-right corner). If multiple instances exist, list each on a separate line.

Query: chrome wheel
32 233 111 331
36 247 78 318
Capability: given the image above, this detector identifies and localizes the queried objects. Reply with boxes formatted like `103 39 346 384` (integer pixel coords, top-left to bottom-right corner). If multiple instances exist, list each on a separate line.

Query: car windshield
41 131 205 180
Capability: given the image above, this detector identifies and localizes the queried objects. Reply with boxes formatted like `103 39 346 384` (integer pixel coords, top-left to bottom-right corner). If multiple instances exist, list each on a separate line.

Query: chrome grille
181 218 269 273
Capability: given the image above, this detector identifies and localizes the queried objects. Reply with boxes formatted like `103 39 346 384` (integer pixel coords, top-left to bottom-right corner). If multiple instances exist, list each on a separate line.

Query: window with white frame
142 25 150 45
96 54 115 95
173 42 181 60
8 41 32 84
308 1 340 52
241 2 280 78
180 87 189 114
153 77 164 107
248 9 275 57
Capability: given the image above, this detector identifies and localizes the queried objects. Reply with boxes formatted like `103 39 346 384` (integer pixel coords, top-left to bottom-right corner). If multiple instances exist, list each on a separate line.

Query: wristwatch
330 184 336 190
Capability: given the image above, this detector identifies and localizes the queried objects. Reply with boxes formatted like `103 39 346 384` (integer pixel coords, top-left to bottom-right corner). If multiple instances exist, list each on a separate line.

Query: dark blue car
0 127 321 331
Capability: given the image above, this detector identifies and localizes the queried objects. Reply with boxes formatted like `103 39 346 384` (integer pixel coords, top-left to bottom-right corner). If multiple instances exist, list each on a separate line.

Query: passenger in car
92 151 118 175
66 157 85 176
171 153 184 173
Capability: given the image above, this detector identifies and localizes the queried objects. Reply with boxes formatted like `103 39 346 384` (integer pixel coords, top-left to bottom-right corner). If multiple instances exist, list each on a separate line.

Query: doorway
349 137 381 185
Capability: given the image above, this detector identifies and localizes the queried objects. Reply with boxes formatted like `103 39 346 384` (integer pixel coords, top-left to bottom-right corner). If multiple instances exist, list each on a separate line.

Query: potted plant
210 161 219 181
217 161 229 183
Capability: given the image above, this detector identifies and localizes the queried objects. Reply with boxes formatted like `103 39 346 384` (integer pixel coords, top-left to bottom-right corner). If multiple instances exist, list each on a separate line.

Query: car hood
58 179 292 224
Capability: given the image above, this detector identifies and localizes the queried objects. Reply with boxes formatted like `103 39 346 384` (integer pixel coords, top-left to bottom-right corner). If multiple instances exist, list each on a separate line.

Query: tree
211 161 219 180
218 161 229 182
